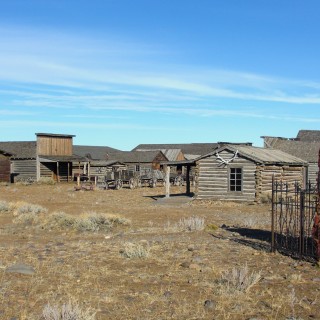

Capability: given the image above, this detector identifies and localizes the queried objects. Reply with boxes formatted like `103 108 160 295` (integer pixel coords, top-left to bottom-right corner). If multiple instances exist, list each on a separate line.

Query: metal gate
271 178 318 261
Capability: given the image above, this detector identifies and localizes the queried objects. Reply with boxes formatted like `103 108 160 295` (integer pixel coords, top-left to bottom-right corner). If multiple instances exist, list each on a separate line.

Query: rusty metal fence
271 178 318 261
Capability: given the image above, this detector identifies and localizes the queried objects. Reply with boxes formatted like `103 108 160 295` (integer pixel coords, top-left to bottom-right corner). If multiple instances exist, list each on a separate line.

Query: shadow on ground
214 225 272 252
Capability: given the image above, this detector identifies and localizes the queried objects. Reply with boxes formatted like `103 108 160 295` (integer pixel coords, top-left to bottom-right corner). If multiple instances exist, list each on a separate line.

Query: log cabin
194 144 307 202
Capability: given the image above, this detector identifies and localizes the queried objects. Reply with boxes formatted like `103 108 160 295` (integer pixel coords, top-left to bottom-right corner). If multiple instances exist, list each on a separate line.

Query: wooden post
165 165 170 198
56 162 59 183
186 165 191 195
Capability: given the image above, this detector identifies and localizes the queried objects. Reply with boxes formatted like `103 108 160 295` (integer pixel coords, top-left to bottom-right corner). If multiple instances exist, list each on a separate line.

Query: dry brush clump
45 211 131 232
215 264 261 296
0 200 10 214
178 216 205 231
120 241 151 259
36 177 56 185
41 301 96 320
164 216 205 232
0 201 49 224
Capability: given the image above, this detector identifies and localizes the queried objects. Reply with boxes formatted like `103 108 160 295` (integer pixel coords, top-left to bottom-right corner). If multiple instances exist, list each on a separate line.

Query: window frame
228 166 243 192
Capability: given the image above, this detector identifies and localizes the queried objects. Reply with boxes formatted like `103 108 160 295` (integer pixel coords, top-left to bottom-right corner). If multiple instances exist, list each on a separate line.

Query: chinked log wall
307 163 318 186
255 165 304 201
196 151 256 201
195 150 305 202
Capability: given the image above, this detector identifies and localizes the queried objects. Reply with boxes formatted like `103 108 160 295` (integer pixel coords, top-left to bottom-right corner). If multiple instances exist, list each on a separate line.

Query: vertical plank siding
0 155 11 182
37 136 73 156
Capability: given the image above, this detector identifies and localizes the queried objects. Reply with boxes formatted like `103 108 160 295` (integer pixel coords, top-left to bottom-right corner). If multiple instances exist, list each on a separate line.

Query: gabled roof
132 143 218 156
134 148 182 161
297 130 320 142
264 139 320 162
107 150 168 163
198 144 307 165
0 141 37 159
73 145 121 160
89 160 126 167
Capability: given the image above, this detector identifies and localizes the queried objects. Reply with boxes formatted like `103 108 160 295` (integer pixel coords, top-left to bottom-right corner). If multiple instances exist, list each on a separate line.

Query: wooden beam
165 165 170 198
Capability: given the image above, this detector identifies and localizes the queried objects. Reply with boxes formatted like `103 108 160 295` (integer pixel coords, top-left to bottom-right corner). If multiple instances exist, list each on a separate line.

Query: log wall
255 165 305 201
308 163 318 186
12 159 37 182
195 150 306 202
196 151 256 201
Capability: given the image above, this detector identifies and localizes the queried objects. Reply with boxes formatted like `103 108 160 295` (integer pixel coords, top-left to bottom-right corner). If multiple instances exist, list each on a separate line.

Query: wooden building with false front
0 133 84 183
193 144 308 202
36 133 84 182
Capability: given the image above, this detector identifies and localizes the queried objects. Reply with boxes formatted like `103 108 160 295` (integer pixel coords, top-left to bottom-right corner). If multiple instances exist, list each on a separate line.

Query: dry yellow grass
0 183 319 319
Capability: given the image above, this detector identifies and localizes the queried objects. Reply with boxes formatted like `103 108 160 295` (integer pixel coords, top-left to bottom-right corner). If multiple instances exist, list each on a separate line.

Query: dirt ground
0 182 320 319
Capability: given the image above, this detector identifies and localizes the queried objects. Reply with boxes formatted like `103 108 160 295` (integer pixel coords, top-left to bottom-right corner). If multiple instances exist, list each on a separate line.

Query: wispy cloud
1 23 320 127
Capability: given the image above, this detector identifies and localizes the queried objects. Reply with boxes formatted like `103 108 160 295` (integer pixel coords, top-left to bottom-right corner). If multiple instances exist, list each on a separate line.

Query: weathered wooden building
0 150 12 183
0 141 37 182
37 133 81 182
107 150 168 172
194 144 307 202
133 143 218 159
0 133 84 182
262 130 320 185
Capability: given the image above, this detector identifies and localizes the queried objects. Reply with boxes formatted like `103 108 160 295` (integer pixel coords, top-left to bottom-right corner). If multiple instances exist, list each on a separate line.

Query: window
229 168 242 192
135 165 140 172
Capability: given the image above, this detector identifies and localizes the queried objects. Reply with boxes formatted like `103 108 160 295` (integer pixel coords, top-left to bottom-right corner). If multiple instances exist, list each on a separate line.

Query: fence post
299 191 305 259
271 175 275 252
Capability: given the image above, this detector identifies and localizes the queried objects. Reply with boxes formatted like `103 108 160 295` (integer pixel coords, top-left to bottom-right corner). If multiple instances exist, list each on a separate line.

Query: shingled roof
296 130 320 142
264 139 320 162
200 144 307 165
133 143 218 156
0 141 37 159
133 148 182 161
73 145 121 160
107 150 168 163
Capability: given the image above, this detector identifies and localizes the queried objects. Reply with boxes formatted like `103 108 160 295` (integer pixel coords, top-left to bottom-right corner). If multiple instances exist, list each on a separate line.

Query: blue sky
1 0 320 150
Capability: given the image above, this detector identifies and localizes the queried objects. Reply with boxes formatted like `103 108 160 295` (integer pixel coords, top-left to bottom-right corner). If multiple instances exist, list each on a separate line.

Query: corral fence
271 178 318 262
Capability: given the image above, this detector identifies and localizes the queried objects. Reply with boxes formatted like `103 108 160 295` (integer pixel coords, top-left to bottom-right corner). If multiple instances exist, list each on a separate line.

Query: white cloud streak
1 23 320 126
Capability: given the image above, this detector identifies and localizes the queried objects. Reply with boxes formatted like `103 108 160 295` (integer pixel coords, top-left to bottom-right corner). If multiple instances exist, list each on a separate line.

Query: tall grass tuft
16 203 48 215
13 203 48 224
46 211 130 232
37 177 56 185
178 216 205 231
42 301 96 320
216 264 261 295
0 201 10 214
120 242 150 259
